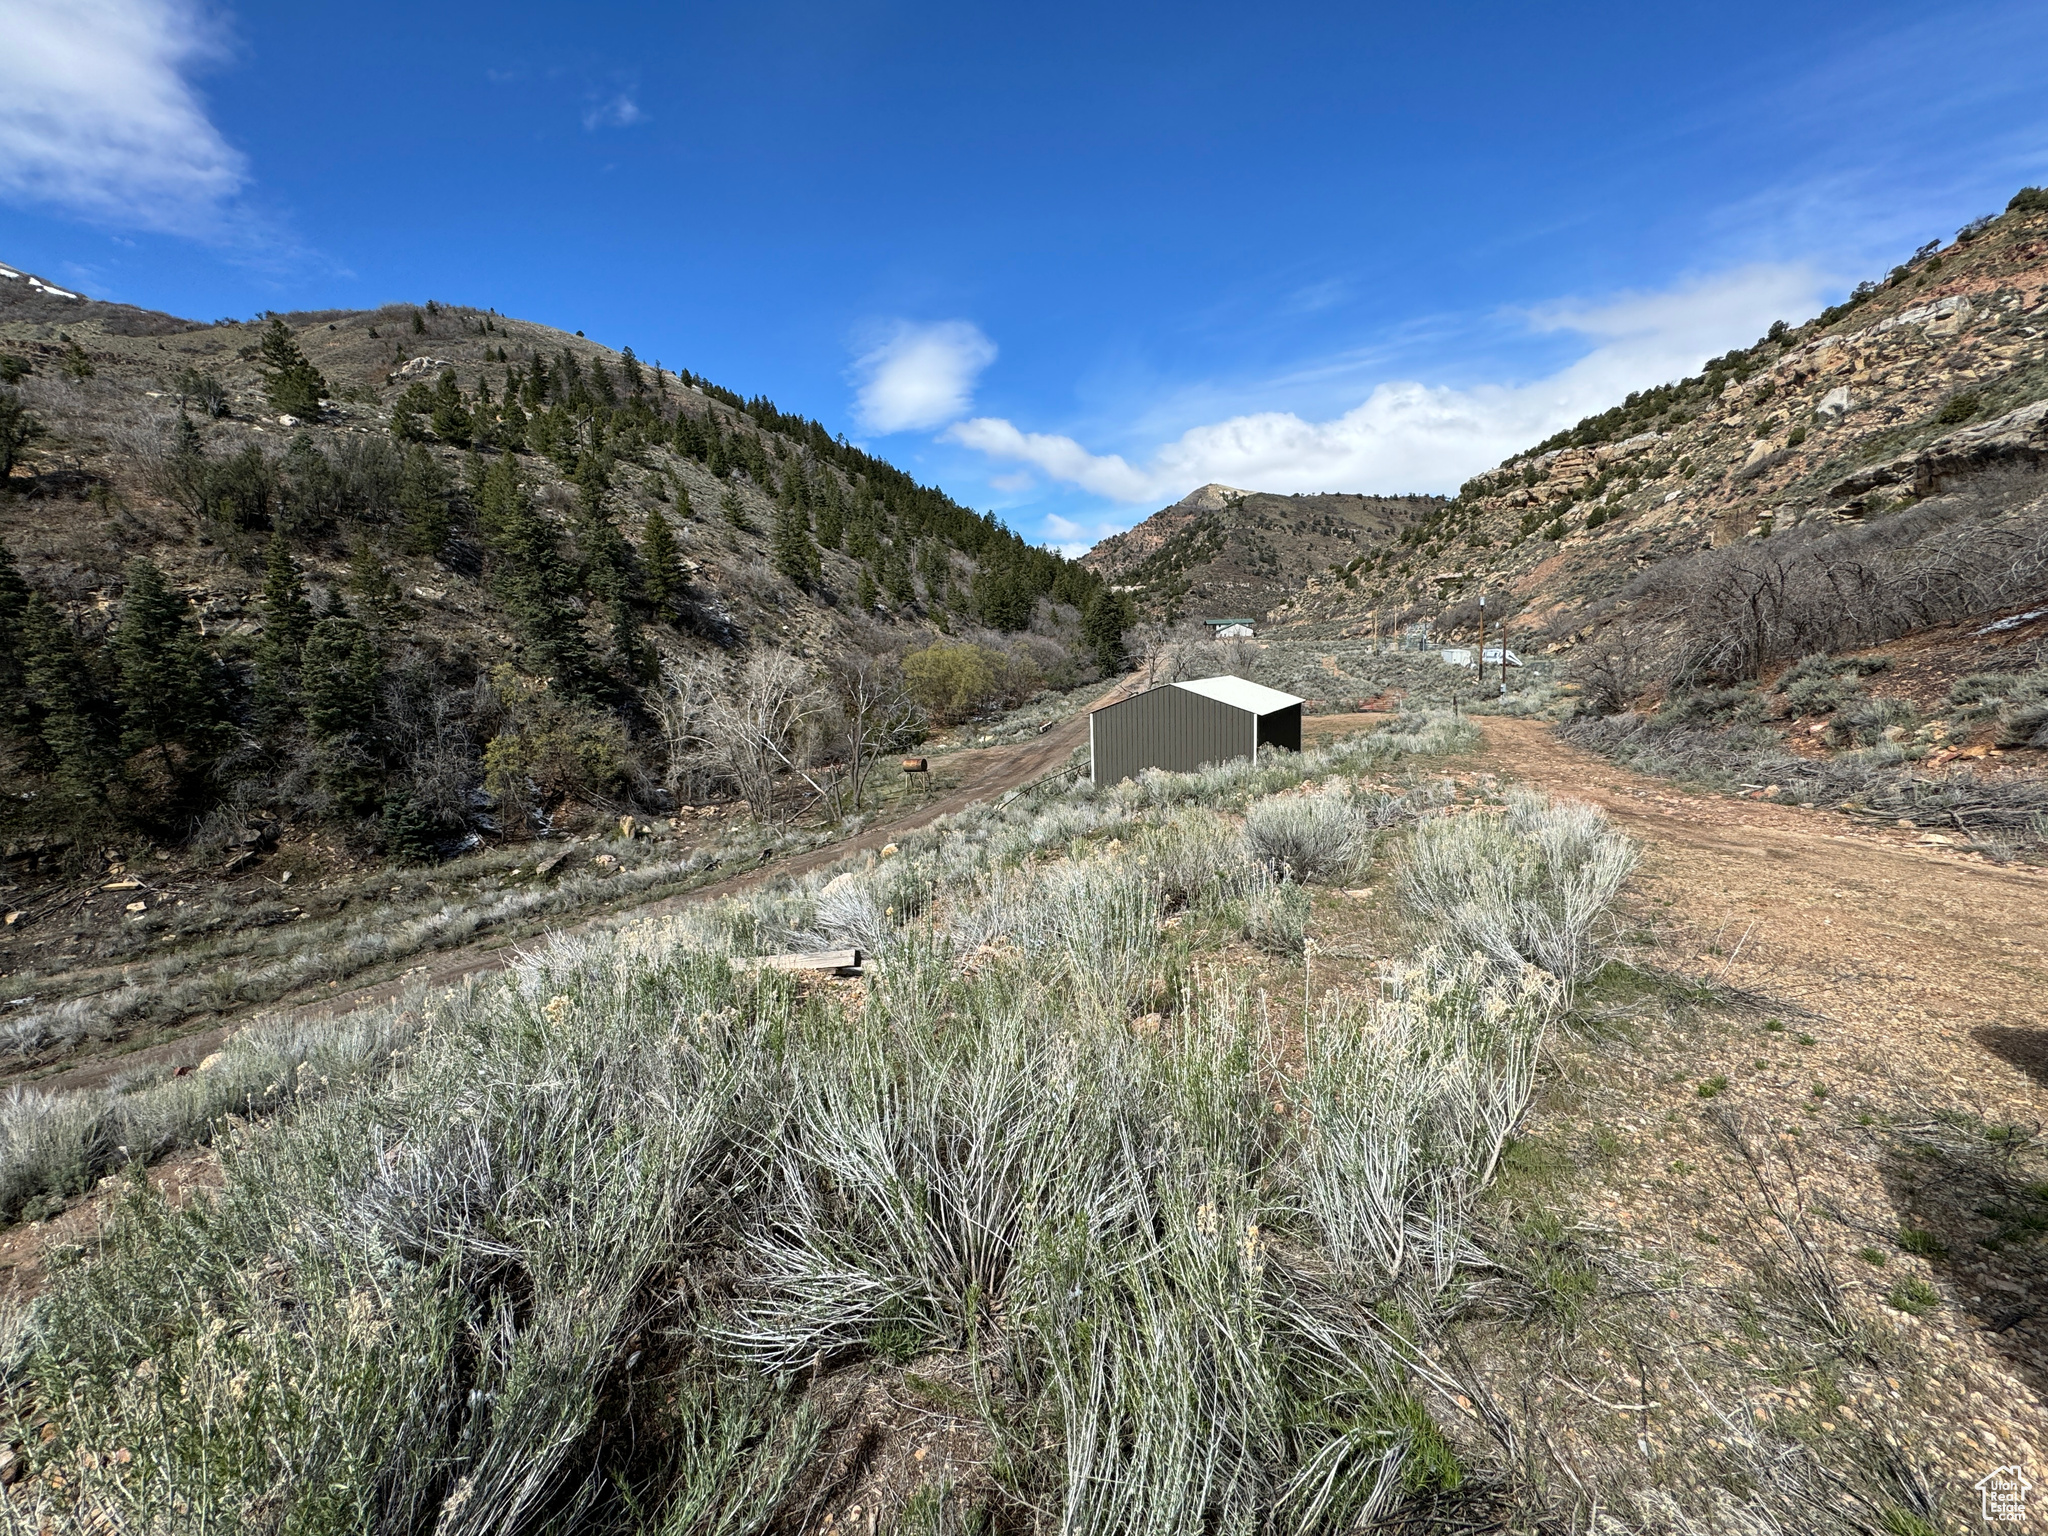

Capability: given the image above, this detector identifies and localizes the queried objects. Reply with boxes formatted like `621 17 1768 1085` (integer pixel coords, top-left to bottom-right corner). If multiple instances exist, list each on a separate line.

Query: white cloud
0 0 246 236
850 320 997 434
1039 510 1131 559
583 92 644 130
951 264 1827 505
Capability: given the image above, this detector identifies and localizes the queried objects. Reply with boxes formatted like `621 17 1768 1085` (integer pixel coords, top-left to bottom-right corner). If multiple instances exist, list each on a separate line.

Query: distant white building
1440 646 1522 667
1215 622 1255 639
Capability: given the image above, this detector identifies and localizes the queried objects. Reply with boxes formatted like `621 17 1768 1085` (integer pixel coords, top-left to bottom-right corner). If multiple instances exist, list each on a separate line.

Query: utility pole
1476 594 1486 685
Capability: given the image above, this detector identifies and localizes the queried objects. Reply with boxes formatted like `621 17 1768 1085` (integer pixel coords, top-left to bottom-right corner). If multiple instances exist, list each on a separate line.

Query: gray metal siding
1090 685 1255 784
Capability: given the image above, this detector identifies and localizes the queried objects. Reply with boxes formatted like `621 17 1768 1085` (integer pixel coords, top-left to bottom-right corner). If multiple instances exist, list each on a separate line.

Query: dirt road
40 680 1129 1093
1469 717 2047 1106
1456 714 2048 1495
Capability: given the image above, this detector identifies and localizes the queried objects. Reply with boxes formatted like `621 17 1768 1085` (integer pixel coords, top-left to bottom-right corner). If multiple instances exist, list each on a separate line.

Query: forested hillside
0 279 1127 873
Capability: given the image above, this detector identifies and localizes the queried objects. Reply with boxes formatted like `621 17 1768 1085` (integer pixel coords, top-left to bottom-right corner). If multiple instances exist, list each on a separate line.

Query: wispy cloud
583 90 645 131
0 0 247 237
952 263 1826 505
849 319 998 434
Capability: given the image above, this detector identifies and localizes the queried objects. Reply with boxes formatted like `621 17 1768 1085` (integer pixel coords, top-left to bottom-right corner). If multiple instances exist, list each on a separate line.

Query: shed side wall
1091 686 1251 784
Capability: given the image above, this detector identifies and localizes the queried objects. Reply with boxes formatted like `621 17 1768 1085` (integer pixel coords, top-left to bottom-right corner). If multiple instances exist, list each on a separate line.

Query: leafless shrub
1624 473 2048 685
1567 622 1658 714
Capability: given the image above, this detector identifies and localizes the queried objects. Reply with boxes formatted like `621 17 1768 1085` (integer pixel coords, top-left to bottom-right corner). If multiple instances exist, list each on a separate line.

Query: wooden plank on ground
743 948 864 976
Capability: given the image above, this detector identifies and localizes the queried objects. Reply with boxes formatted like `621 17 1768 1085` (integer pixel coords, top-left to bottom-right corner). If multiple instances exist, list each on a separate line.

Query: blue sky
4 1 2046 553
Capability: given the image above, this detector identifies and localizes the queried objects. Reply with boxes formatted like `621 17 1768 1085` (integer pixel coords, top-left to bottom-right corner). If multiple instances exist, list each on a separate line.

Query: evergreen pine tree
918 539 950 605
348 541 408 630
380 790 438 862
814 475 844 550
882 540 915 607
772 502 822 588
161 412 207 515
257 318 327 417
301 615 382 739
114 559 219 773
397 445 452 557
856 565 879 613
641 507 683 612
608 596 652 682
1081 589 1137 675
479 461 595 696
301 614 384 812
429 369 473 445
575 457 628 603
17 593 113 799
253 530 313 730
497 396 527 452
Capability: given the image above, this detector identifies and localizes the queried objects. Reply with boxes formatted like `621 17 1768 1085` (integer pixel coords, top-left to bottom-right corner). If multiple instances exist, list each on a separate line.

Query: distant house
1202 618 1256 634
1215 622 1255 639
1089 675 1303 784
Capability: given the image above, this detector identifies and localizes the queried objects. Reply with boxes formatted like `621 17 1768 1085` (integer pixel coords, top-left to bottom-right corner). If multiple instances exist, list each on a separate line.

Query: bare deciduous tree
827 649 922 814
650 648 835 822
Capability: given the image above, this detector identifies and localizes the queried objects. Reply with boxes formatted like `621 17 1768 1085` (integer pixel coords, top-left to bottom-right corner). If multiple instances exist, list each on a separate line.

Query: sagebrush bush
1824 695 1920 748
1400 790 1636 985
1241 869 1312 953
1662 686 1763 727
1243 782 1383 883
1776 653 1880 716
3 712 1623 1534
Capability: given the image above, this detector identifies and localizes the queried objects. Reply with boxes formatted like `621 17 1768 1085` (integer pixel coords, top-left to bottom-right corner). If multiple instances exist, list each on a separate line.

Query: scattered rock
1816 385 1853 423
618 815 637 840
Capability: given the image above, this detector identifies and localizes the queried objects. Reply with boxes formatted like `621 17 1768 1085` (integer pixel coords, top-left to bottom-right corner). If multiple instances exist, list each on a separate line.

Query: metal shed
1088 674 1304 784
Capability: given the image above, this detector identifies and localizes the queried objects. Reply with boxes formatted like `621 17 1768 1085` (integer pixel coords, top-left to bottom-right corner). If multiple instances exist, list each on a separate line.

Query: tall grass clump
1292 952 1559 1290
1400 789 1635 986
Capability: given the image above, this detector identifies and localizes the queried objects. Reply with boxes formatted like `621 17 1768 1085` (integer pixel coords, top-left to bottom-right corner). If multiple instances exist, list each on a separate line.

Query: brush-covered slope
0 275 1108 863
1083 482 1441 622
1276 190 2048 653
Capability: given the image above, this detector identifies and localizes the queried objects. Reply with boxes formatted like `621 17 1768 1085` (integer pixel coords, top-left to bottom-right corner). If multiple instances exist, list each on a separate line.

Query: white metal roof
1172 674 1303 715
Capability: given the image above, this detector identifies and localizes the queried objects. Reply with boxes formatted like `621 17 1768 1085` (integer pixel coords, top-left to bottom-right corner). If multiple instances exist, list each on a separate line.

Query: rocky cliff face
1273 198 2048 647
